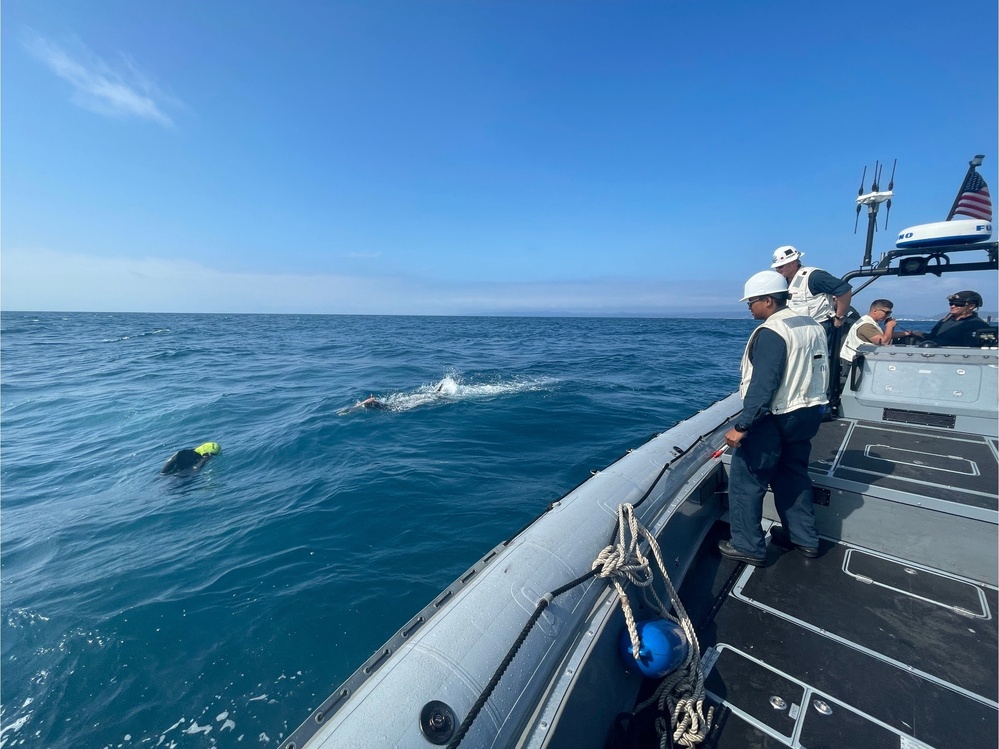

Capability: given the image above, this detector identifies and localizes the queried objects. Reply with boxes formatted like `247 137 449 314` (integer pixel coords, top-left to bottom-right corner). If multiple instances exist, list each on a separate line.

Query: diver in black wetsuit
160 442 221 474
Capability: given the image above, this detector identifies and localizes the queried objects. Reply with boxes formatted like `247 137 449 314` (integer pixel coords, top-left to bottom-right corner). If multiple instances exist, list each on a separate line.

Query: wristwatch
834 315 845 320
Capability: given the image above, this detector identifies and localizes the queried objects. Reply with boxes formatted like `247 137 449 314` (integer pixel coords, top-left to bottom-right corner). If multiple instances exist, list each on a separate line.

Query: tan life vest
840 314 881 363
739 307 829 414
787 266 835 323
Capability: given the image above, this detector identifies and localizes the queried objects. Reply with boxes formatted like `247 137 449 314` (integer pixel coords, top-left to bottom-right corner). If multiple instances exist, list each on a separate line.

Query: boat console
841 346 998 437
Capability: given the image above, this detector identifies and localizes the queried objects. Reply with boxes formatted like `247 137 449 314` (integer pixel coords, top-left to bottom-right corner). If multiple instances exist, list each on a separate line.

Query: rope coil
592 503 714 748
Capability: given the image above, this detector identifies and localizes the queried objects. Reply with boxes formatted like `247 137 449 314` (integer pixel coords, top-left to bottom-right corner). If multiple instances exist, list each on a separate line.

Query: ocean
2 312 767 748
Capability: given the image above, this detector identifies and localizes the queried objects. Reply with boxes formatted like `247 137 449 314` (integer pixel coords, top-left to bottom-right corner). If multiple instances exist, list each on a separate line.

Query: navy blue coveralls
729 328 823 558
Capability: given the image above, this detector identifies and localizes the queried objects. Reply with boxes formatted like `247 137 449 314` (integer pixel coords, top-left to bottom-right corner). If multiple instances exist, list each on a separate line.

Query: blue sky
3 0 996 317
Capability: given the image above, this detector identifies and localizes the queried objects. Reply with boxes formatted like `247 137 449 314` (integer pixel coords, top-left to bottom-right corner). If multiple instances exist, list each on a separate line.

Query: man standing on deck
771 246 852 352
771 245 852 413
718 270 829 567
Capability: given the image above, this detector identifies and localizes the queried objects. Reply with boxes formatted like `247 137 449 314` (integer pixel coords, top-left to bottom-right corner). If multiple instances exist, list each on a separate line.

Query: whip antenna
884 159 897 229
854 165 867 233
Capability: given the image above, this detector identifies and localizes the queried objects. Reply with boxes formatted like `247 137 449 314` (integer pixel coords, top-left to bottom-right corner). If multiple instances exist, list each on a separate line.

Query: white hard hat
740 270 789 302
771 245 804 268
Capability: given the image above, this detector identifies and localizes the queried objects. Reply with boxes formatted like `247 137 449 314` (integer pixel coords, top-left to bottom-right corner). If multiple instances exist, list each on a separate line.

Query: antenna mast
855 159 896 267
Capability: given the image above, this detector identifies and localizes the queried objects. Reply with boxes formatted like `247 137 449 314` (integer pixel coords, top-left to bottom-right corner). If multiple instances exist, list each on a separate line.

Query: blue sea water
1 312 760 749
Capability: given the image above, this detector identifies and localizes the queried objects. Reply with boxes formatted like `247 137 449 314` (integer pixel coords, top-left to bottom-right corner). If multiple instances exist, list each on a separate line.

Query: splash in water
339 373 555 414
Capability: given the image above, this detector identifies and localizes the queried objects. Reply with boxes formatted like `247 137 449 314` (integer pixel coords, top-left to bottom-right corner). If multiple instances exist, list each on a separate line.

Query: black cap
947 290 983 306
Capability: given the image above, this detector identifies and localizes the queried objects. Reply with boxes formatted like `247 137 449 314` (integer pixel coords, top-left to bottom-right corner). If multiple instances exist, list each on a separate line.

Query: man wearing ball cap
904 290 992 347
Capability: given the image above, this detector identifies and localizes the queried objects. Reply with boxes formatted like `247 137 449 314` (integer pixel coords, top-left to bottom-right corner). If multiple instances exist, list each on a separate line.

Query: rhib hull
281 396 740 749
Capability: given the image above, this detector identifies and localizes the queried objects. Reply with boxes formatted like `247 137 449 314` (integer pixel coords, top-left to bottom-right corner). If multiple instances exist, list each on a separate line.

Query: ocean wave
1 312 752 749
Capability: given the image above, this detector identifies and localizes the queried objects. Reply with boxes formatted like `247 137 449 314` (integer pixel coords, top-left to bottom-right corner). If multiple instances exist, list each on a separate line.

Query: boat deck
809 417 998 512
687 528 998 749
670 414 999 749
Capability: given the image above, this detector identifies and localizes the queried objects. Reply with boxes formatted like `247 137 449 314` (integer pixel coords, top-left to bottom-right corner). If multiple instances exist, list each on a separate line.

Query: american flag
948 171 992 221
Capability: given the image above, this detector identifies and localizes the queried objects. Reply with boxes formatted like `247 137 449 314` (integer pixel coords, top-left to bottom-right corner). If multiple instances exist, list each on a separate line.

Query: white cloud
23 30 180 127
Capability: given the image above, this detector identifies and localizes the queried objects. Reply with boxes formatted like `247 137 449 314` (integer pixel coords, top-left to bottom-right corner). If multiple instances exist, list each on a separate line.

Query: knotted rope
591 503 714 748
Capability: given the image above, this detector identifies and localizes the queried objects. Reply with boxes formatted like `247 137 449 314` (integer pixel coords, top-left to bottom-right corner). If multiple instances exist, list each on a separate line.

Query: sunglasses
948 301 971 307
747 297 769 308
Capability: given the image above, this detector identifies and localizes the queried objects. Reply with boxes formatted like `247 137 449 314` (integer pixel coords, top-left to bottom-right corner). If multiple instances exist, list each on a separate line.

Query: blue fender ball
619 619 689 678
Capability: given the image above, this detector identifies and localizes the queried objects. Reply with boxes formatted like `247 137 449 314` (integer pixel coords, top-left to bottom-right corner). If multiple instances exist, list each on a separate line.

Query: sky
2 0 997 318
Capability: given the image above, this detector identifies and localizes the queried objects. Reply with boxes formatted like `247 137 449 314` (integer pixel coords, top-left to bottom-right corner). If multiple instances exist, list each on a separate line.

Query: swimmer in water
359 395 388 409
357 382 444 411
161 442 221 474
